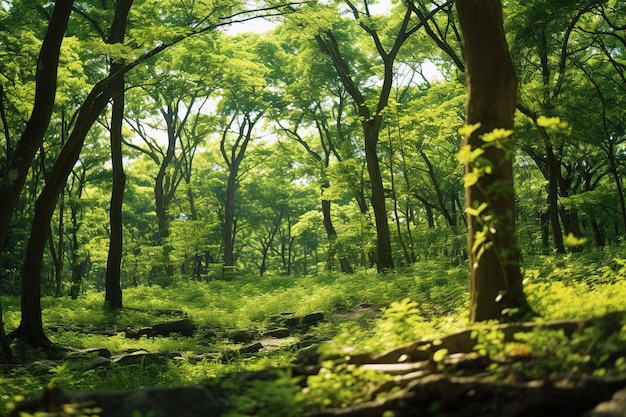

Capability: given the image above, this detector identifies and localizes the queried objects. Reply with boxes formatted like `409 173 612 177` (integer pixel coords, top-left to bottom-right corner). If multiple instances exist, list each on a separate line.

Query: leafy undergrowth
3 249 626 415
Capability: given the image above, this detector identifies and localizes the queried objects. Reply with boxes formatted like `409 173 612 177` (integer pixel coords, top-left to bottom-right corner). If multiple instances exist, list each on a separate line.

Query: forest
2 0 626 415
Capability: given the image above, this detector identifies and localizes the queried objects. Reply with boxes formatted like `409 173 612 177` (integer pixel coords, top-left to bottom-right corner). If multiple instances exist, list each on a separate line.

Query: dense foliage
1 0 626 412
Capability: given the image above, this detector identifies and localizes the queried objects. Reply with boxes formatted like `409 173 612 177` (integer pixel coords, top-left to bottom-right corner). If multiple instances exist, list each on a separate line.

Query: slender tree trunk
388 137 411 266
104 63 126 309
103 0 134 308
540 208 550 254
221 114 259 268
457 0 533 322
69 207 87 300
606 143 626 238
321 199 354 273
222 167 237 267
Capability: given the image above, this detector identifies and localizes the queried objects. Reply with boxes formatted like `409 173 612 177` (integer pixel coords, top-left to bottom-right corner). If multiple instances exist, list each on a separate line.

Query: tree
456 0 533 322
313 2 424 271
0 0 74 359
10 0 134 347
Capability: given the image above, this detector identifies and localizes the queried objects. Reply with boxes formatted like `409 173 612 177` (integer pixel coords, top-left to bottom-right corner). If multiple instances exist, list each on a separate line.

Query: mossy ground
2 248 626 415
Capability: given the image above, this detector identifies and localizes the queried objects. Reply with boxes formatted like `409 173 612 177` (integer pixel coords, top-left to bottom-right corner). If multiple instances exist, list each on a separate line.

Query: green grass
2 249 626 415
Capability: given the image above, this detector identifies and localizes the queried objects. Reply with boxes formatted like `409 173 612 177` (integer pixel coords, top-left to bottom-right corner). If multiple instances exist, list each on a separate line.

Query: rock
221 342 264 362
283 316 301 327
113 351 170 366
201 328 218 339
301 311 325 327
90 356 112 369
226 328 259 343
584 387 626 417
137 327 155 338
270 312 300 328
152 319 196 337
123 327 140 339
239 342 263 354
296 343 322 365
66 347 112 359
261 327 290 338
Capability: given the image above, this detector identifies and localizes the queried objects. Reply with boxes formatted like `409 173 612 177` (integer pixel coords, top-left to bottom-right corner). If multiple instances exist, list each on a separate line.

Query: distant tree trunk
606 142 626 238
419 150 456 226
322 199 354 273
221 113 261 268
222 165 238 267
540 208 550 254
545 140 565 254
456 0 533 322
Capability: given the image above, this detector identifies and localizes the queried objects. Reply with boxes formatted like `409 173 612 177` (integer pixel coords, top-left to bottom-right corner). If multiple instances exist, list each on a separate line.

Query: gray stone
584 387 626 417
66 347 112 359
137 327 155 338
239 342 263 354
301 311 325 327
226 328 259 343
113 350 169 366
90 356 112 369
261 327 290 338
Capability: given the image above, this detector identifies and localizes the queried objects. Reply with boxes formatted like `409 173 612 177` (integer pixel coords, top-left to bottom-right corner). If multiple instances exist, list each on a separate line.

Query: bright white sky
226 0 394 34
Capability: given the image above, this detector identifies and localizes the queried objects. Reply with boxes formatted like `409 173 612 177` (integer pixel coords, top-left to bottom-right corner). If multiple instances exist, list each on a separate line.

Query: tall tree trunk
0 1 73 257
0 0 73 359
104 0 133 305
1 1 74 351
104 62 126 309
9 0 134 347
457 0 533 322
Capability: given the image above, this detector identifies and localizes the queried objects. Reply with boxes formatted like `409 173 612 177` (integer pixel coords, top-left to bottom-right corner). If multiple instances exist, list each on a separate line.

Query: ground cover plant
3 248 626 416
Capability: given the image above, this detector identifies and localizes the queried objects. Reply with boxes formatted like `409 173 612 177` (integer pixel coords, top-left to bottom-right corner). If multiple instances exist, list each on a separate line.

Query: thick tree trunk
457 0 533 322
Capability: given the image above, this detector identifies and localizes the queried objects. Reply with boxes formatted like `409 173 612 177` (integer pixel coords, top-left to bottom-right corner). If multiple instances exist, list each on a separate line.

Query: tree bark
456 0 533 322
221 113 260 268
10 0 133 347
0 0 74 257
104 0 133 307
0 0 74 352
322 199 354 273
104 64 126 309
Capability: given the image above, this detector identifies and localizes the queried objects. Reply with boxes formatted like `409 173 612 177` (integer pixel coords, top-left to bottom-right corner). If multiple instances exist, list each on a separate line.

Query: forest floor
6 308 626 417
4 251 626 416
